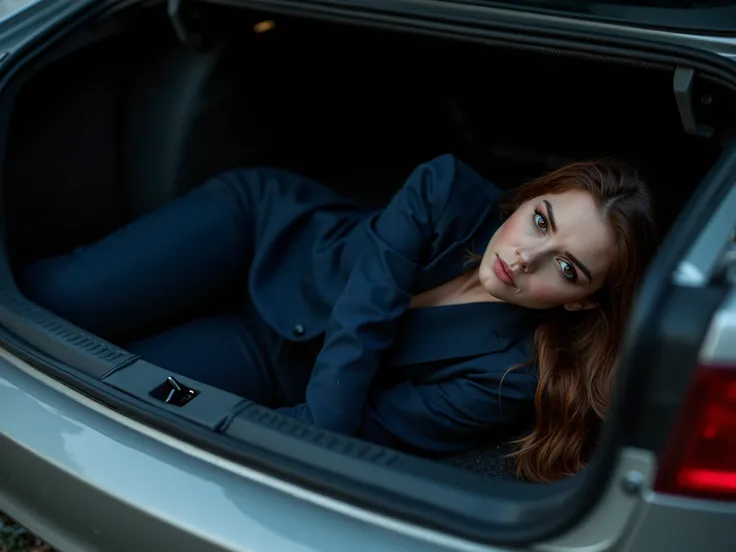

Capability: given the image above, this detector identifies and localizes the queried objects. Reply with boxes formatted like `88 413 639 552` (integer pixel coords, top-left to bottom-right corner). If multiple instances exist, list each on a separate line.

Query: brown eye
559 260 577 282
533 210 548 232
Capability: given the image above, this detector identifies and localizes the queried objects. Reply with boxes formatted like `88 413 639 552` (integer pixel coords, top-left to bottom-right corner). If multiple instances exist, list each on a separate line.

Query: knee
19 254 113 334
200 167 268 195
199 166 301 205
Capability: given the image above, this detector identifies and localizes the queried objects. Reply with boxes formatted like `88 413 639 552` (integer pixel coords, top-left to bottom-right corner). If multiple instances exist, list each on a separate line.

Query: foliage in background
1 514 52 552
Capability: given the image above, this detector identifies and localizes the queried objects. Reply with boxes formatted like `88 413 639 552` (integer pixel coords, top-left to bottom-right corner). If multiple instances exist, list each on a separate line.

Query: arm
358 361 537 454
277 154 460 433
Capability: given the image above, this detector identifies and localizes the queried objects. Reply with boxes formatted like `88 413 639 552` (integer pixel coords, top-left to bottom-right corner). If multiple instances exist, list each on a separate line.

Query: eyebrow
543 199 557 233
566 251 593 283
543 200 593 283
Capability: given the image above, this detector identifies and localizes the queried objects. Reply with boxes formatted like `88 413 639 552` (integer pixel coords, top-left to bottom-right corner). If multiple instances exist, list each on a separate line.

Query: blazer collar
414 208 507 295
385 301 538 367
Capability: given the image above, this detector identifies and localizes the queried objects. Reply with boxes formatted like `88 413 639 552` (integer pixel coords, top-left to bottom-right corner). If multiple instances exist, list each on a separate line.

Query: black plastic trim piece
0 287 135 377
0 0 734 547
224 403 582 537
104 360 246 430
674 66 715 137
227 404 401 467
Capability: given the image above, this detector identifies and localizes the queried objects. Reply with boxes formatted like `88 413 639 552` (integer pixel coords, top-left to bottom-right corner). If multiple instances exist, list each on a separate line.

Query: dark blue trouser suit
20 172 320 407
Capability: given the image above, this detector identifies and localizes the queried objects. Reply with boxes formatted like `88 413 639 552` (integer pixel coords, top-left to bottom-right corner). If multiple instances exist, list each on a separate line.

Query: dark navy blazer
22 153 539 456
245 154 539 455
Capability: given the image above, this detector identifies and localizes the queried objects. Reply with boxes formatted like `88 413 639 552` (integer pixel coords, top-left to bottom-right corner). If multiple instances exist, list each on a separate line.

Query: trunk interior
4 4 729 265
1 0 734 543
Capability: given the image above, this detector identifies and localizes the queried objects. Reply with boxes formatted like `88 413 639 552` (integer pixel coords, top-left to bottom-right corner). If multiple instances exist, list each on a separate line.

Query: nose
516 247 540 272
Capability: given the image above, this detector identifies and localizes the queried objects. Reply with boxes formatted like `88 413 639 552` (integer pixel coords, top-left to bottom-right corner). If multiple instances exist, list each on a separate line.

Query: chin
494 288 517 304
480 274 510 303
477 259 494 288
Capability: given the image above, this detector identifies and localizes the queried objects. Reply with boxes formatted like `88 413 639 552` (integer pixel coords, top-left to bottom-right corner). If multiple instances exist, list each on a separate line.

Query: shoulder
405 154 503 212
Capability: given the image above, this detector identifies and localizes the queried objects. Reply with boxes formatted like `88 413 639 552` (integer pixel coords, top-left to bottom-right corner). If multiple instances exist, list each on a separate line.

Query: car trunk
0 0 734 546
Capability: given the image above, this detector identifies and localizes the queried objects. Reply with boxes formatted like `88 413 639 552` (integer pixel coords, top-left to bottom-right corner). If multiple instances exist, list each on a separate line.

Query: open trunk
0 0 735 546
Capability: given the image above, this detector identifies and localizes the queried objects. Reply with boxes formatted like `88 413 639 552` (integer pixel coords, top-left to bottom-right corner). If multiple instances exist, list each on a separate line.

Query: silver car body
0 1 735 550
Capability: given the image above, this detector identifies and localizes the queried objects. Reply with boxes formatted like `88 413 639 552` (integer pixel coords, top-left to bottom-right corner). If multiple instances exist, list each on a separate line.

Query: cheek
490 212 525 248
523 275 579 306
525 278 564 304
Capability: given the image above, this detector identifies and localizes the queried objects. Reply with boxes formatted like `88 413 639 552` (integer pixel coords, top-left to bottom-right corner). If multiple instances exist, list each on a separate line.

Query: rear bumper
0 348 461 552
620 492 736 552
5 345 734 552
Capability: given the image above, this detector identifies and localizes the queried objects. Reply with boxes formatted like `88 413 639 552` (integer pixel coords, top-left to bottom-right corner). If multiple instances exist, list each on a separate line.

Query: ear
563 299 598 312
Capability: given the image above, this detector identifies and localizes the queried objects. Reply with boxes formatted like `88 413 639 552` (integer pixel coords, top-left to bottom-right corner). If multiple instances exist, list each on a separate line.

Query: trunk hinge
168 0 202 46
673 67 714 138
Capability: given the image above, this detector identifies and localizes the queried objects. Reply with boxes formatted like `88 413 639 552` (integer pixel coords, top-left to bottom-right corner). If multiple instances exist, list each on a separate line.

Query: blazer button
292 323 305 337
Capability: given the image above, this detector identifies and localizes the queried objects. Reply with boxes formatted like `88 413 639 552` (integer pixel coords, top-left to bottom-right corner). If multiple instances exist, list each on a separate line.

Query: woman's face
478 188 615 311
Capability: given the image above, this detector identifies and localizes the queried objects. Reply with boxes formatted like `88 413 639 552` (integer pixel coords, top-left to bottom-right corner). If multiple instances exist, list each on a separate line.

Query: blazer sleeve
358 357 538 454
276 154 461 433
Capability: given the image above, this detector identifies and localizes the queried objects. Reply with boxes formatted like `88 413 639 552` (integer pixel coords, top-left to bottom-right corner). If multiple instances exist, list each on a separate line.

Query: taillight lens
654 364 736 500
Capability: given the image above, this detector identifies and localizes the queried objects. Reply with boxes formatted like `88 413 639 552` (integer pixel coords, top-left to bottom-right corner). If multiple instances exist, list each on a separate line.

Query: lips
494 255 516 287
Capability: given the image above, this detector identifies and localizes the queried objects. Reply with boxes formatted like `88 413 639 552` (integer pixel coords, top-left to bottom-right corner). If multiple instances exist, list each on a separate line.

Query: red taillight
654 364 736 500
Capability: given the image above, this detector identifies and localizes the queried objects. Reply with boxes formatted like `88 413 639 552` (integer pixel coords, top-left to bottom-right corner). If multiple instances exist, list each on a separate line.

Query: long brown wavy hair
502 160 658 482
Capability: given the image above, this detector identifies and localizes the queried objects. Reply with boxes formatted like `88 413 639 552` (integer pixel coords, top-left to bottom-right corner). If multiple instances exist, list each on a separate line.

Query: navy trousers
20 173 321 407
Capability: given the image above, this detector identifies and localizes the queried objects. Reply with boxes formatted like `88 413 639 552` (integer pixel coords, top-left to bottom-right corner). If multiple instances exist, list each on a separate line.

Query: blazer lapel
385 301 537 367
414 198 505 294
387 190 537 366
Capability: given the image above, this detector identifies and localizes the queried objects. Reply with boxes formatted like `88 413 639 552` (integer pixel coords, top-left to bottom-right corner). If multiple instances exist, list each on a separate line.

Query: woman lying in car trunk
19 154 658 482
